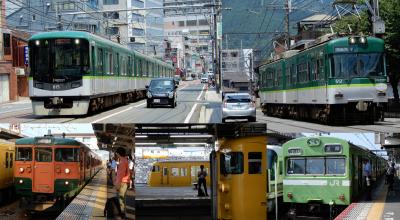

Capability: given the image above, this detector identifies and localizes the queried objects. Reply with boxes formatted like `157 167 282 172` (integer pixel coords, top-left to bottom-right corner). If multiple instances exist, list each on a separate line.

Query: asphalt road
256 110 400 133
0 81 215 124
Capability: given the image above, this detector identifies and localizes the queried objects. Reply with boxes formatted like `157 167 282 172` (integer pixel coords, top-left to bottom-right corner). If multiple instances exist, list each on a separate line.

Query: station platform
135 185 211 220
56 169 136 220
335 176 400 220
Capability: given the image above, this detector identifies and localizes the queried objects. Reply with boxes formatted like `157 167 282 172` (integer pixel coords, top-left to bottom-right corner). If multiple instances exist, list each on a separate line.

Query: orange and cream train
14 136 102 211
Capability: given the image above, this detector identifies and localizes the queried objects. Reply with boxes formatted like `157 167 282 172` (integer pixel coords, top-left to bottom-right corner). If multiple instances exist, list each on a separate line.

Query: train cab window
35 148 52 162
5 152 9 168
97 48 104 73
267 149 277 180
306 158 324 175
163 167 168 176
55 148 79 162
249 152 262 174
220 152 244 175
171 168 179 176
326 158 346 175
152 165 160 172
287 158 305 174
16 147 32 161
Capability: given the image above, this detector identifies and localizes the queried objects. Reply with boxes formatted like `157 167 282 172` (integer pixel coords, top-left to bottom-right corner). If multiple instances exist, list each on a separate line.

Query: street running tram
215 135 267 220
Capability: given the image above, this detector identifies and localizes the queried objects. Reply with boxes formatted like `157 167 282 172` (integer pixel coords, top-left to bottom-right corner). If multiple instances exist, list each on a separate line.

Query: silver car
222 93 256 122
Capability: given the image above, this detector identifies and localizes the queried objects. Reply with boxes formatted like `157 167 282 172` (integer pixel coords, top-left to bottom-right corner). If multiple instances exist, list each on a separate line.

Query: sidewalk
198 87 222 123
0 96 30 106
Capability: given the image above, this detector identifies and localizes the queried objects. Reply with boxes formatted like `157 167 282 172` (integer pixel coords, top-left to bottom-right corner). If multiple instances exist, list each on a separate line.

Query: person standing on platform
114 147 130 215
363 159 372 200
387 162 396 191
109 156 118 186
197 165 209 197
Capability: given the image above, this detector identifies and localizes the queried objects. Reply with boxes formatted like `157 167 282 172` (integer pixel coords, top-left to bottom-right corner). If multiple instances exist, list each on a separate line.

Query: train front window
55 148 79 162
330 53 384 78
326 158 346 175
30 38 89 84
16 147 32 161
249 152 262 174
287 158 305 174
306 158 324 175
220 152 244 174
35 148 52 162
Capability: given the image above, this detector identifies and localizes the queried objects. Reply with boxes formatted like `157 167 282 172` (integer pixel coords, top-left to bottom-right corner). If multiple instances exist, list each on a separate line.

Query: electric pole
285 0 290 49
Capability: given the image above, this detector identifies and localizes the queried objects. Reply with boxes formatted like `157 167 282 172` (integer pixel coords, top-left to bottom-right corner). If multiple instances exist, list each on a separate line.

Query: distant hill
222 0 334 55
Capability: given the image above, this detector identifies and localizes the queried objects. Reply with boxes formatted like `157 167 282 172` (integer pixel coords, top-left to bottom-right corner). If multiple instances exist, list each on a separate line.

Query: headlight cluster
65 168 70 174
168 92 174 99
147 91 152 98
19 167 24 173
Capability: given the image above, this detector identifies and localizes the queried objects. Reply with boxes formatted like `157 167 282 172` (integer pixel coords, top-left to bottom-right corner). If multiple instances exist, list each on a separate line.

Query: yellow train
148 160 210 187
0 139 15 203
216 135 267 220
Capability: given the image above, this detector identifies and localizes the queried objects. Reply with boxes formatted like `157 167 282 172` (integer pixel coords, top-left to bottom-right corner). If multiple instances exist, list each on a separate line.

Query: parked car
146 78 177 108
222 93 256 122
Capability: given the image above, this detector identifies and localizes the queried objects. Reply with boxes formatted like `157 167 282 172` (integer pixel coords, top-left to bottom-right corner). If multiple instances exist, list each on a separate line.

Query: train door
358 156 363 192
90 45 96 94
80 149 85 185
0 151 5 186
162 167 169 185
6 151 13 186
351 155 358 199
33 147 54 193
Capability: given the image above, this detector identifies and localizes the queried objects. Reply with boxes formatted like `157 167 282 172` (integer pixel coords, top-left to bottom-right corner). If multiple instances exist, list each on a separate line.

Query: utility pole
213 0 221 94
57 3 62 30
284 0 290 49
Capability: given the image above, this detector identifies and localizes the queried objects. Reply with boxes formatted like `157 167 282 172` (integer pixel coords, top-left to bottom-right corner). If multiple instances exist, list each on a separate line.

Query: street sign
24 46 29 65
217 22 222 40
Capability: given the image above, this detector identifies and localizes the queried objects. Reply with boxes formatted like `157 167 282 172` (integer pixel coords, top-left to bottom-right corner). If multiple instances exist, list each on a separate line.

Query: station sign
24 46 29 65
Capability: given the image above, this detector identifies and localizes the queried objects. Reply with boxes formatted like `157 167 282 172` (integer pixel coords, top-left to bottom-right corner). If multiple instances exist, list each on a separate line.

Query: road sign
24 46 29 65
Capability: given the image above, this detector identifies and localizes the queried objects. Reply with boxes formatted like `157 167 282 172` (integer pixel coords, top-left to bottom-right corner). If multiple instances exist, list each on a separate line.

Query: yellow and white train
148 160 210 187
0 139 15 203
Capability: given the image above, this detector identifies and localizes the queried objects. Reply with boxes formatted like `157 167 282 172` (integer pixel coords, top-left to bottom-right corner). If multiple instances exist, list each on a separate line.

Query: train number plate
153 99 161 103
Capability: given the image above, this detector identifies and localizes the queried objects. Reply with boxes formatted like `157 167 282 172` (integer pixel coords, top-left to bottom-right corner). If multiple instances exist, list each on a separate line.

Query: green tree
332 12 370 34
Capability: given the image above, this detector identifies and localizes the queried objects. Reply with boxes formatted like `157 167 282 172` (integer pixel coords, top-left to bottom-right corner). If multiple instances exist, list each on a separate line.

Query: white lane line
184 103 198 123
184 85 205 123
0 107 32 114
91 102 145 123
178 85 189 91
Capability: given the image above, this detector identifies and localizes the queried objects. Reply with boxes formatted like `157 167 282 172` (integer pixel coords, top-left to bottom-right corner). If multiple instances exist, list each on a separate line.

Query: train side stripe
283 179 351 186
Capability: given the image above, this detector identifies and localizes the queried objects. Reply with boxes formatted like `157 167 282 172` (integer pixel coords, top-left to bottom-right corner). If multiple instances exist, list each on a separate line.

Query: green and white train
258 35 388 124
267 145 283 213
282 136 387 218
28 31 175 115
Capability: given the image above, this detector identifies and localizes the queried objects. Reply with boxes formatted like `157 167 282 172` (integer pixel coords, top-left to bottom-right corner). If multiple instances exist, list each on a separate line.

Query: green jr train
28 31 175 115
258 35 388 124
282 136 387 218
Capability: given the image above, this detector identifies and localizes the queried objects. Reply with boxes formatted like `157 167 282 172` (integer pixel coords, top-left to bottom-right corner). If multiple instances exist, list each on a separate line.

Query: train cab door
162 167 169 185
80 149 85 185
33 146 54 193
351 155 358 199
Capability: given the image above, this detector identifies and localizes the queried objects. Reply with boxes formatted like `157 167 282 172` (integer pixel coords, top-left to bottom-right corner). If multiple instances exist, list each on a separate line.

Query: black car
146 78 178 108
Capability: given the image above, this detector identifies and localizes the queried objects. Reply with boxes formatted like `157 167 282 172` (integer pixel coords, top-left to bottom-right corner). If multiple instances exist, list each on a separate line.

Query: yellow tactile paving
89 169 108 220
367 183 388 220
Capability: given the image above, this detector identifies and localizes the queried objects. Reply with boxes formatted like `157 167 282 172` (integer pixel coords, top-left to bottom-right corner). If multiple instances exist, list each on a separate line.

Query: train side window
180 168 187 176
97 48 104 74
55 148 79 162
279 161 283 175
249 152 262 174
171 168 179 176
287 158 305 174
16 147 32 161
326 158 346 175
220 152 244 175
5 152 9 168
108 53 113 75
152 165 160 172
10 153 13 168
163 167 168 176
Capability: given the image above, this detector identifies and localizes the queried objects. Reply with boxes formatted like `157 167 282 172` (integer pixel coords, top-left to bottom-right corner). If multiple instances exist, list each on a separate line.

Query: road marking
91 102 145 123
184 103 198 123
184 85 205 123
0 107 31 114
366 183 388 220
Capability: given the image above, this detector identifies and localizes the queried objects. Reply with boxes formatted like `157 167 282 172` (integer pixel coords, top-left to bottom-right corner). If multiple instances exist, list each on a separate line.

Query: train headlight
75 39 80 45
360 37 367 44
375 83 387 92
220 184 230 193
168 91 174 99
287 192 293 199
65 181 69 185
35 40 40 46
19 179 24 184
147 91 152 98
65 168 70 174
19 167 24 173
349 37 356 44
224 203 230 210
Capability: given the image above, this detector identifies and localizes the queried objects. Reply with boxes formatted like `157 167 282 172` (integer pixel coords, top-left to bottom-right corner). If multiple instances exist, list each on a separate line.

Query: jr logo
328 179 340 186
335 79 343 84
